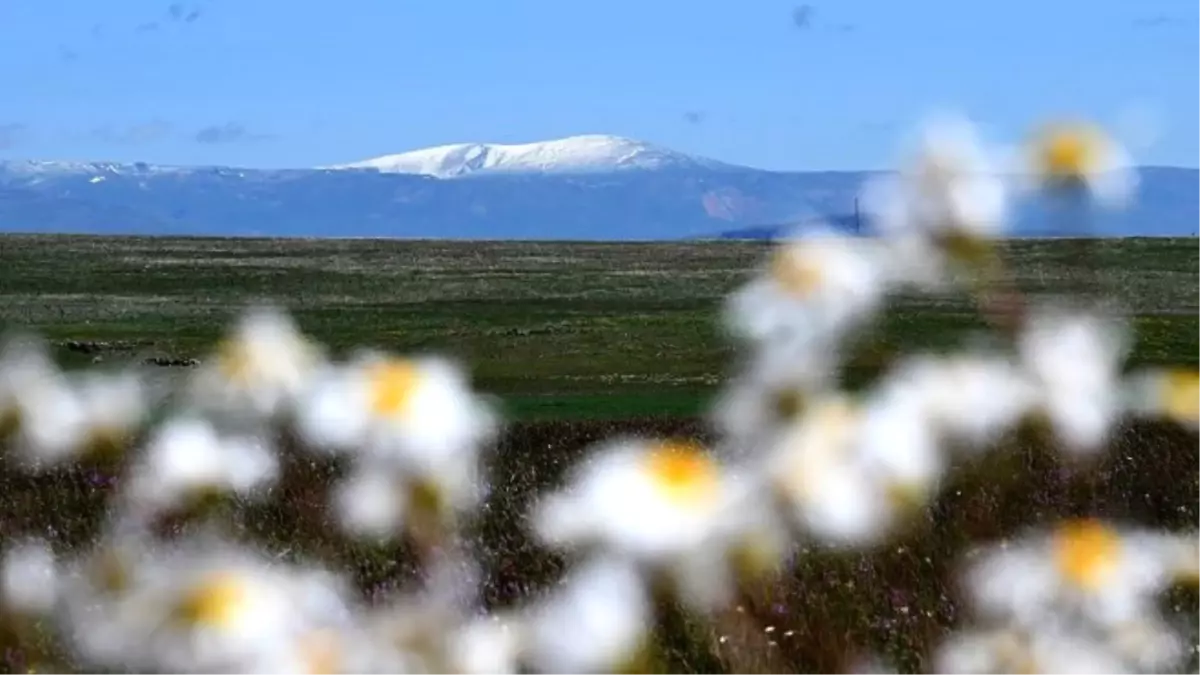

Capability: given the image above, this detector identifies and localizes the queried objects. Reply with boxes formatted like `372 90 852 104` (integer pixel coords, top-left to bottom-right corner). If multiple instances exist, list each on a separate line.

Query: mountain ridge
324 134 742 178
0 138 1195 240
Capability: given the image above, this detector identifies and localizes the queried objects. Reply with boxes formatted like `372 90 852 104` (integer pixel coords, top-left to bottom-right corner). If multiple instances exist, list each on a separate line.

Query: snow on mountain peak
325 134 733 178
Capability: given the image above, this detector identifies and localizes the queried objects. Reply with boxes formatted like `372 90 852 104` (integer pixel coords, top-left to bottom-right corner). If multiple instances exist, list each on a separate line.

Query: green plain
0 234 1195 420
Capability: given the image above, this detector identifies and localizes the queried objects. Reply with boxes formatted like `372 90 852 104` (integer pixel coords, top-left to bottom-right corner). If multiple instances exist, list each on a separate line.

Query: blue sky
1 0 1196 170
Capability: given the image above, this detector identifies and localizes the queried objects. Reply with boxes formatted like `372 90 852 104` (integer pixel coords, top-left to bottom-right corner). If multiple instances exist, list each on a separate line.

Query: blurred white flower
251 626 358 674
1123 367 1199 429
1018 309 1129 454
766 396 887 545
847 653 900 674
0 333 59 429
534 439 724 558
121 416 279 520
1025 120 1138 208
854 386 946 510
964 520 1194 630
765 394 942 546
1 538 59 616
522 556 651 674
863 113 1009 242
59 539 356 673
449 615 526 674
881 354 1039 451
6 366 89 469
9 364 151 470
331 463 409 542
294 353 497 513
71 369 151 459
534 437 774 609
709 470 794 584
1106 617 1188 673
933 626 1132 674
188 306 324 423
875 230 955 292
708 348 835 459
723 227 888 351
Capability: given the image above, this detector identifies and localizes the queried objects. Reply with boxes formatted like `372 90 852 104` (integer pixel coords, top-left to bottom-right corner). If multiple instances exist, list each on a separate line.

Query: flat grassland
0 234 1196 672
0 234 1195 420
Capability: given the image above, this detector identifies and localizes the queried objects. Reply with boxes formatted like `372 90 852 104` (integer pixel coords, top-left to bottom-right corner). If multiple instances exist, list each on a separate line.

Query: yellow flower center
1035 123 1104 181
769 246 824 298
215 338 256 385
644 441 720 507
1160 370 1199 423
174 572 249 628
367 359 421 418
1052 519 1122 590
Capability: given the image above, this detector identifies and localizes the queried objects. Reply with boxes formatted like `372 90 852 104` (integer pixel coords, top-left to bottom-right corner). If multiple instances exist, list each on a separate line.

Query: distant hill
714 213 865 241
1 136 1195 240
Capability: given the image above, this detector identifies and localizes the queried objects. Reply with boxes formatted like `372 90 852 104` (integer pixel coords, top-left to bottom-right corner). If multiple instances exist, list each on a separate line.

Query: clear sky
1 0 1196 170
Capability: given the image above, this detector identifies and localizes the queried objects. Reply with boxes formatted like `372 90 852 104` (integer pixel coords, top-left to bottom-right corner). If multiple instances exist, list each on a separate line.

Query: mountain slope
326 134 737 178
0 139 1195 240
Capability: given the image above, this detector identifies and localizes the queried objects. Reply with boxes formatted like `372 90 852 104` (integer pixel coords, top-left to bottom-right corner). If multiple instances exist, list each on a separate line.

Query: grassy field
0 234 1196 672
0 234 1195 419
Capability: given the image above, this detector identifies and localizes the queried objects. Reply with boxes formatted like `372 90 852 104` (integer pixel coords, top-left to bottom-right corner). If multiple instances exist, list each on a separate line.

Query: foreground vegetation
0 234 1195 419
2 417 1196 672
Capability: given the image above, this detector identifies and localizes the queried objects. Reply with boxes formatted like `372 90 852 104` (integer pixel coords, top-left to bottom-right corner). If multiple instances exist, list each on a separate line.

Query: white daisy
522 555 652 674
532 437 758 609
330 463 409 542
722 227 889 351
874 230 955 293
708 348 836 460
59 539 356 674
1025 120 1138 209
933 626 1132 674
5 366 90 470
187 306 324 423
765 396 884 545
1106 616 1188 673
863 112 1010 242
1122 367 1198 429
449 614 526 675
854 386 946 511
253 624 408 675
120 416 279 521
881 353 1039 451
964 520 1195 630
69 369 151 462
1018 309 1130 454
294 353 498 502
0 332 59 431
764 394 939 546
1 538 59 616
532 437 728 563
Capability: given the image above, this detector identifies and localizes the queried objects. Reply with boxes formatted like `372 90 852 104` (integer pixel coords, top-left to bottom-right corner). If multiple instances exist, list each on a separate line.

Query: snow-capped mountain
0 136 1196 239
326 134 737 178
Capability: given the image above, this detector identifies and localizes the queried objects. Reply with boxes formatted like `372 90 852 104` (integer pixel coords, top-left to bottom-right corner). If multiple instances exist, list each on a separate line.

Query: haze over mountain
1 135 1196 240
